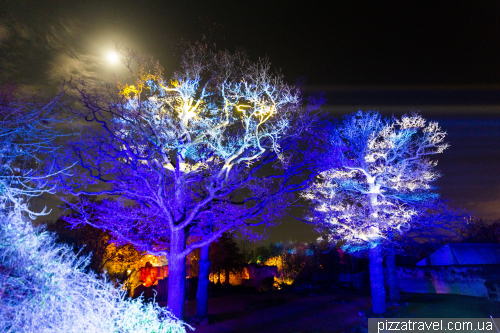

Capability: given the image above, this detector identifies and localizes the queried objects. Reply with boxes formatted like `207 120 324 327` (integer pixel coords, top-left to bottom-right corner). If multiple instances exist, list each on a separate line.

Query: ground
184 291 500 333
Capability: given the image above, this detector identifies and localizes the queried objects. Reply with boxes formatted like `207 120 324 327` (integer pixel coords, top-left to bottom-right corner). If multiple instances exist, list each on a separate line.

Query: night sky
1 1 499 244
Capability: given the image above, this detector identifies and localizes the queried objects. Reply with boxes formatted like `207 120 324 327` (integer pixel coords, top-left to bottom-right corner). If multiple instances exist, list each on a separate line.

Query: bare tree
303 111 448 314
0 84 66 216
61 44 321 318
460 218 500 243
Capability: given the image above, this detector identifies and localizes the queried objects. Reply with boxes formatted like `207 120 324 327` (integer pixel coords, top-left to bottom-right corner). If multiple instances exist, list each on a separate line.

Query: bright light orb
107 52 120 64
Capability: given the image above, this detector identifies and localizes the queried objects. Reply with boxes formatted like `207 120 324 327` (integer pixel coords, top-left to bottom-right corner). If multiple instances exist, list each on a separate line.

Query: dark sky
3 1 500 86
2 1 500 244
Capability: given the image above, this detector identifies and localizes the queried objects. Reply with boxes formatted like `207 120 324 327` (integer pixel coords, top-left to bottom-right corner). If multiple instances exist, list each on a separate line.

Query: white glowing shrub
0 205 188 333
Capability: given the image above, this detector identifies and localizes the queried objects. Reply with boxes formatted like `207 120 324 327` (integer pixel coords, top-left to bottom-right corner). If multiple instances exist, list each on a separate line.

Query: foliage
45 217 144 284
253 241 343 286
246 243 282 264
0 207 189 333
274 243 306 283
294 243 343 282
460 218 500 243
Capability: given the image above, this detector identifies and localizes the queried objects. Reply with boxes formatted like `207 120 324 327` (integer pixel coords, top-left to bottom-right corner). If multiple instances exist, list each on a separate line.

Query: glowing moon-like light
107 52 120 63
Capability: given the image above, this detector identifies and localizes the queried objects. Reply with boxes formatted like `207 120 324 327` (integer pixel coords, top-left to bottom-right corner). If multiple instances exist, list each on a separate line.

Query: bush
0 208 190 333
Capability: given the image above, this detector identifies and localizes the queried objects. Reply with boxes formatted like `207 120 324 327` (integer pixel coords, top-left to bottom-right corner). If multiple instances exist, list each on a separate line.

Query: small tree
61 44 320 318
247 243 282 264
209 233 246 285
303 111 448 314
461 218 500 243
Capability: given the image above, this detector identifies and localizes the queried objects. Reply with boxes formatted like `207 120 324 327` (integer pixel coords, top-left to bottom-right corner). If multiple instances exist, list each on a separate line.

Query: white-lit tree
302 110 448 314
61 44 321 319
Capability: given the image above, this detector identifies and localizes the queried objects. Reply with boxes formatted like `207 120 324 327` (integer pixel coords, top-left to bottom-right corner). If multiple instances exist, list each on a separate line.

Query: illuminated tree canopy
303 110 448 252
62 44 321 318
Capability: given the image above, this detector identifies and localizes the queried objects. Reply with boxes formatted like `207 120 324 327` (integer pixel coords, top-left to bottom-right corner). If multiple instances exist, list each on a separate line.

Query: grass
185 290 500 333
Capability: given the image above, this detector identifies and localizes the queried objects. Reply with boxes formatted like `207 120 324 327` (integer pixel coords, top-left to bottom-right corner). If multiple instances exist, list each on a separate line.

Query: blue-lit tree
303 111 448 314
0 87 188 332
62 45 321 318
0 87 64 212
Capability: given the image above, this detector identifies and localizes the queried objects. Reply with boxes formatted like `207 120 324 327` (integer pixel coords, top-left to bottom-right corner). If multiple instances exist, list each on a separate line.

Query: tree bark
386 251 401 303
369 245 386 314
196 245 210 318
167 228 187 319
224 268 230 285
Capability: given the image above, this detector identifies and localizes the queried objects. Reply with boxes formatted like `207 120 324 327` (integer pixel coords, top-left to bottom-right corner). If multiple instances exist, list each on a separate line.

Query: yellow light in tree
120 85 141 98
235 104 250 112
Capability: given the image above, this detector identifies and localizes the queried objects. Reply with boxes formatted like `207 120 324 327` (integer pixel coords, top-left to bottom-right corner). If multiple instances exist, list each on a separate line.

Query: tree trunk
196 245 210 318
386 251 401 303
224 268 230 285
369 245 386 314
167 228 187 320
